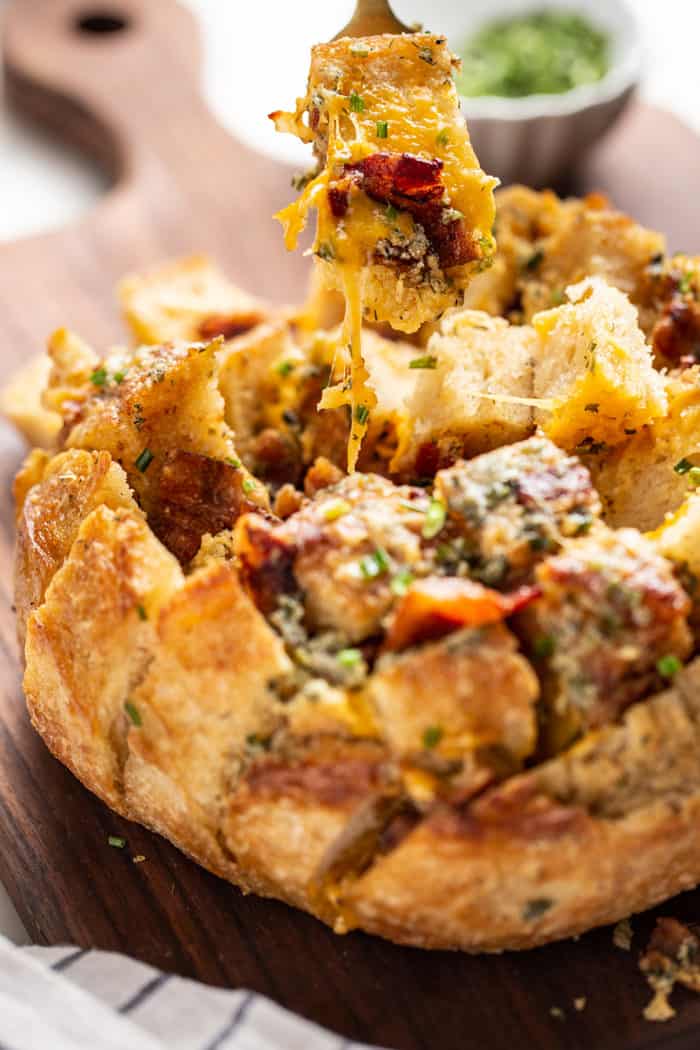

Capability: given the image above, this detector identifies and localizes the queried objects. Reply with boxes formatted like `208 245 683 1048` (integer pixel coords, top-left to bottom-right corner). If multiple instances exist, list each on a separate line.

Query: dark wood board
2 2 700 1047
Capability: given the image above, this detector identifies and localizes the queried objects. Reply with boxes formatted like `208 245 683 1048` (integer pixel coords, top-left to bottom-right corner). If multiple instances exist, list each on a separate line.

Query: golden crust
12 213 700 954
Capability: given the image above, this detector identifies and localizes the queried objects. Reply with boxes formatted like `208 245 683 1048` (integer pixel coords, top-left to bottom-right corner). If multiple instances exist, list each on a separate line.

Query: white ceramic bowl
399 0 643 187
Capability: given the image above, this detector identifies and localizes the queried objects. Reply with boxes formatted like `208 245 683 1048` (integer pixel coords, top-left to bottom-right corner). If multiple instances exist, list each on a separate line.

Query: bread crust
16 438 700 951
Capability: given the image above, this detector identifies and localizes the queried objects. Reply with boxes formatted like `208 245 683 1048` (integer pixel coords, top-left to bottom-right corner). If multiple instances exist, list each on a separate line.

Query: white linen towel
0 935 382 1050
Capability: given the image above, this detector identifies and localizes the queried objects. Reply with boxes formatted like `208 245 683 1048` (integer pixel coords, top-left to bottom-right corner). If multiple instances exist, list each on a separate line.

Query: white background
0 0 699 941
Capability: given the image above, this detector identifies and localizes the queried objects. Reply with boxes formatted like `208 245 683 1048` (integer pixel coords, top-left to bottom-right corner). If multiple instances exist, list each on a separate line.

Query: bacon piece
351 152 444 202
235 512 303 614
150 450 267 564
198 311 264 341
327 152 479 269
652 295 700 364
384 577 540 652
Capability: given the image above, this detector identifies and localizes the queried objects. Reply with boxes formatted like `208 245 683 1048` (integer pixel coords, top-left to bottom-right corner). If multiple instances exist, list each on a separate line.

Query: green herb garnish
276 360 295 377
90 367 108 387
316 241 335 261
385 203 398 222
376 120 389 138
533 636 555 659
409 355 438 370
657 654 682 679
435 129 450 147
108 835 126 849
136 604 147 621
355 404 370 425
349 91 365 112
422 725 443 749
457 11 609 99
242 478 257 495
337 648 363 668
391 569 414 596
422 499 446 540
524 249 544 272
134 448 154 473
523 897 553 921
675 458 694 475
359 548 390 579
124 701 142 727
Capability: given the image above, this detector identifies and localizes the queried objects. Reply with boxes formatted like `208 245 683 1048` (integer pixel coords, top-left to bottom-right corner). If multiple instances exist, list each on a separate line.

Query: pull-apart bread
9 32 700 951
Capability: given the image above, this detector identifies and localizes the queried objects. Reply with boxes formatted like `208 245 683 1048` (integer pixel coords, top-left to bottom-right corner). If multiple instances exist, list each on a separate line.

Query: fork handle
336 0 409 39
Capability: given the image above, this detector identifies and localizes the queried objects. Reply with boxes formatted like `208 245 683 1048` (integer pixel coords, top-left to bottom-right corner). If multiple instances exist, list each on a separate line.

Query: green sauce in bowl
457 10 610 99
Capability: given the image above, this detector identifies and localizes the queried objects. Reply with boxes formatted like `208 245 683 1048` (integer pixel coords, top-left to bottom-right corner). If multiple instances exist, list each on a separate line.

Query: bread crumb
573 997 587 1012
643 988 676 1023
549 1006 565 1020
613 917 633 950
640 917 700 1023
132 854 146 864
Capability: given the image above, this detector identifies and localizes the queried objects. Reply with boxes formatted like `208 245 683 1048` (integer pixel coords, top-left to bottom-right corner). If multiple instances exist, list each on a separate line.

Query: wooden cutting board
3 2 700 1047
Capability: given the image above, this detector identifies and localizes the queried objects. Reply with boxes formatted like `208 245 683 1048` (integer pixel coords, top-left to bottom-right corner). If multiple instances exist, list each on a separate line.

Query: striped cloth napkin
0 935 381 1050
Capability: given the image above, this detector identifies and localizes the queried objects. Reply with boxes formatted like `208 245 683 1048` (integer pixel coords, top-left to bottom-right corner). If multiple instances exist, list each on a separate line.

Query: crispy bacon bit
651 296 700 364
384 577 540 652
235 513 300 614
250 427 302 488
198 311 264 342
331 151 480 269
640 918 700 1022
350 152 444 202
414 442 443 479
150 450 267 564
304 456 345 498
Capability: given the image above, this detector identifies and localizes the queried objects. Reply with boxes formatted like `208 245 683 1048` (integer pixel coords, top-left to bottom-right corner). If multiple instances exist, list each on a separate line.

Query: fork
333 0 413 40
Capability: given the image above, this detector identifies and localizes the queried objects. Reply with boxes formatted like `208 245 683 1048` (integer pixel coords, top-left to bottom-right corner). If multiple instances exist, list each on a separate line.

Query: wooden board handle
3 0 206 184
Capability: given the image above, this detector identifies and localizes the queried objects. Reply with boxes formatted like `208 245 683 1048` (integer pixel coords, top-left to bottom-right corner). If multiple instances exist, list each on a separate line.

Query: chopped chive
385 203 398 222
523 897 553 921
337 647 362 668
422 499 446 539
113 370 127 384
441 207 464 224
675 458 694 475
376 119 388 138
422 725 443 749
276 360 295 377
124 701 142 727
524 249 544 272
349 91 365 112
355 404 370 425
359 547 390 579
409 355 438 370
226 457 241 469
90 367 108 387
322 498 351 522
689 467 700 487
679 272 695 295
657 654 682 678
242 478 257 494
136 604 147 621
316 241 335 261
108 835 126 848
391 569 414 596
435 129 449 147
134 448 154 473
533 636 555 659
